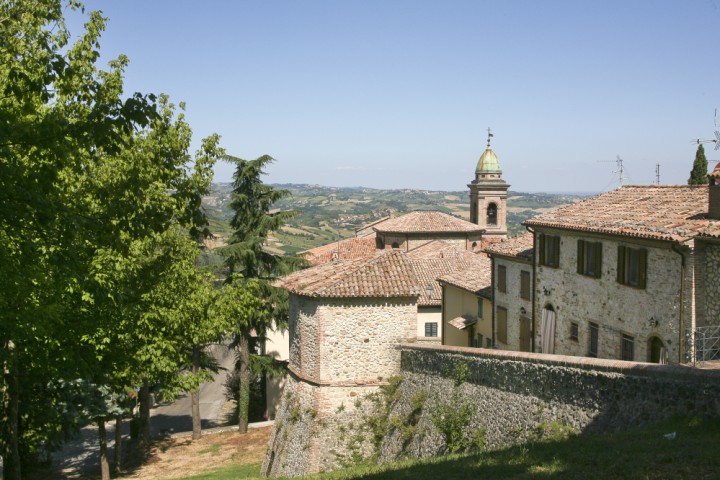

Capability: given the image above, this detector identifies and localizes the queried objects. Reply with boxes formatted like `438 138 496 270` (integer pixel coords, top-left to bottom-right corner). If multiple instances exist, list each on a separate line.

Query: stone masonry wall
533 229 690 363
378 344 720 463
697 241 720 327
494 256 533 351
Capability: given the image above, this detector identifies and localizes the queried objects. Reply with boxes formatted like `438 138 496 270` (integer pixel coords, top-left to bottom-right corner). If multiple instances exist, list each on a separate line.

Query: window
588 322 599 357
486 338 492 348
520 270 531 300
570 322 579 341
487 203 498 225
498 265 507 293
617 246 647 288
621 334 634 361
539 234 560 268
497 307 508 344
424 322 438 337
577 240 602 278
477 299 484 319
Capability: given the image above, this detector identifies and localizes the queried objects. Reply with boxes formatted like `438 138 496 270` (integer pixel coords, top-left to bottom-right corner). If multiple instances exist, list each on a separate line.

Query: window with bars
588 322 599 357
621 334 634 361
539 234 560 268
425 322 438 337
577 240 602 278
570 322 579 341
520 270 531 300
617 246 647 288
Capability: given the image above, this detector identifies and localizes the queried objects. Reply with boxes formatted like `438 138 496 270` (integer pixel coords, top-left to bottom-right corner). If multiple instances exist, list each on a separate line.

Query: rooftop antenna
689 109 720 150
655 164 661 185
598 155 626 188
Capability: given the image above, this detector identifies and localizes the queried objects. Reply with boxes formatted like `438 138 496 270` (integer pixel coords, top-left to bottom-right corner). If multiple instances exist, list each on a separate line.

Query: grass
176 416 720 479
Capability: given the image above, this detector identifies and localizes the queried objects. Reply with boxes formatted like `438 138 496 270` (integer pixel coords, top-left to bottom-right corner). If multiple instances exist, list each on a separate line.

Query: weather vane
487 127 493 148
690 109 720 151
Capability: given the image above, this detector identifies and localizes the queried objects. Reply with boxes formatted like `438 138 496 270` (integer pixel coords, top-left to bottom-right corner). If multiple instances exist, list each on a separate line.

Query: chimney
708 163 720 220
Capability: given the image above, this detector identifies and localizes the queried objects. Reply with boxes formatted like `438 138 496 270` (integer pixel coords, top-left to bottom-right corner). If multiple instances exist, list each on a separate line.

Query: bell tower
469 128 509 241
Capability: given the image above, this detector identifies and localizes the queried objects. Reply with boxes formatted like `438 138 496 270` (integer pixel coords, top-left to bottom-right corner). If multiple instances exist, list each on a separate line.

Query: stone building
262 250 419 476
373 210 484 253
524 184 719 364
484 232 535 352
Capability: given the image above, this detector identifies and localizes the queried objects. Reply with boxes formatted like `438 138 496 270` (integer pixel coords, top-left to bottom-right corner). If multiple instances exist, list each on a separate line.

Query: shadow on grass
315 416 720 480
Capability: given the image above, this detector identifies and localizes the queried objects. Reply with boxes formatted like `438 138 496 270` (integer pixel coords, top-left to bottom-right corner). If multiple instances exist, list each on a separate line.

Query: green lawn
180 416 720 479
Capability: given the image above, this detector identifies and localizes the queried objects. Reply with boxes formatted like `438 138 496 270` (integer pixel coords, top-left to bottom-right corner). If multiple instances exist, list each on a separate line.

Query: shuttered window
497 307 508 344
520 270 531 300
539 234 560 268
498 265 507 293
577 240 602 278
617 246 647 288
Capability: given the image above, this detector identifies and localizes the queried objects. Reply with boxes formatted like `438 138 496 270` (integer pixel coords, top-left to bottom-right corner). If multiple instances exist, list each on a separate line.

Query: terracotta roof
525 185 712 242
708 162 720 180
412 248 491 305
437 254 492 299
374 211 484 234
406 240 469 259
278 250 420 299
484 233 534 261
448 315 478 330
301 236 377 266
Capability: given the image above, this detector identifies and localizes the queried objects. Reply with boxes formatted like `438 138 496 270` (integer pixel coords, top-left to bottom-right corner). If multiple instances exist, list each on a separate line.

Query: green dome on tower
475 147 502 174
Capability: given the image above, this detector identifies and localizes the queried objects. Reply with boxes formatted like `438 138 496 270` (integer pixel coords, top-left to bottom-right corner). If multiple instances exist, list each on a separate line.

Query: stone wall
696 240 720 328
378 344 720 462
533 229 691 363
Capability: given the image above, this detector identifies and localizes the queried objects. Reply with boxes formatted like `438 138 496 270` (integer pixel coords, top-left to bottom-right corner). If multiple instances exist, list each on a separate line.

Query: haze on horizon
69 1 720 193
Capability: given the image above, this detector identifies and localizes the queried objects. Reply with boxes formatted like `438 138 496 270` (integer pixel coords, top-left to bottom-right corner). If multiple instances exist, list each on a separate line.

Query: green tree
689 144 709 185
218 155 303 433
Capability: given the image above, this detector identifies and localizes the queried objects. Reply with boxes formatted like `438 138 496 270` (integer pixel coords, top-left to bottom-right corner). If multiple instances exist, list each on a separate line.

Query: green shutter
539 234 546 265
553 237 560 267
577 239 585 274
594 242 603 278
617 246 625 283
638 248 647 289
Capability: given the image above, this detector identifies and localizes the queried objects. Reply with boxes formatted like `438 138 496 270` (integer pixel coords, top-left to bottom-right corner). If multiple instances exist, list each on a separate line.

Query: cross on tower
487 127 493 148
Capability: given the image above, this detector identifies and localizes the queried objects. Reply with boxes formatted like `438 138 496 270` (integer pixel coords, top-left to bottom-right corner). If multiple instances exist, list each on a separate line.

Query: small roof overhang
448 315 477 330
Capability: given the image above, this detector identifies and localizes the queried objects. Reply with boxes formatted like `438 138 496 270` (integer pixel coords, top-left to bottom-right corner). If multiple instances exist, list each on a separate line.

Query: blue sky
68 1 720 192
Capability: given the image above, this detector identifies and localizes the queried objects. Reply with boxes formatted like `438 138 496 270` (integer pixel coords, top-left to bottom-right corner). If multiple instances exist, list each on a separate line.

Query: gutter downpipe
526 225 536 353
670 242 686 364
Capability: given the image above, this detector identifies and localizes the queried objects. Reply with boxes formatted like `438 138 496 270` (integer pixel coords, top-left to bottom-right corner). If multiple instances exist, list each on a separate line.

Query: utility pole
655 164 660 185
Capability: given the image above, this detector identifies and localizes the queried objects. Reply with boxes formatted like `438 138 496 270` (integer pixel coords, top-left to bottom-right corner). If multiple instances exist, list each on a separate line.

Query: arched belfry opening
468 128 508 241
487 203 497 226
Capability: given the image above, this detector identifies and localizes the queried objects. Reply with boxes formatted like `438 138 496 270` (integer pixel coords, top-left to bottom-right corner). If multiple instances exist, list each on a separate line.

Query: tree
218 155 304 433
689 144 709 185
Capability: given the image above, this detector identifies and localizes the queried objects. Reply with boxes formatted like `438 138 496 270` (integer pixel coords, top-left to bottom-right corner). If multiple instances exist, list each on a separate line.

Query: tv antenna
598 155 626 187
655 164 661 185
689 108 720 150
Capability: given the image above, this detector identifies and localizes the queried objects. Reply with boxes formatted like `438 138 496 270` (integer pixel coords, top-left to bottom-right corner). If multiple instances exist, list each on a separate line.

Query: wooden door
519 316 531 352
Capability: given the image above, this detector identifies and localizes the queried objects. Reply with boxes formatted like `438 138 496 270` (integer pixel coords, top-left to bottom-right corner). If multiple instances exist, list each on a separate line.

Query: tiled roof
437 254 492 299
412 248 491 305
374 211 484 234
484 233 534 260
406 240 469 259
278 250 420 299
301 236 377 266
525 185 712 242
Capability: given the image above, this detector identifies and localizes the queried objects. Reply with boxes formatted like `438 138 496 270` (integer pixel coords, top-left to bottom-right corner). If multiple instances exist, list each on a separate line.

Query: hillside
202 184 587 255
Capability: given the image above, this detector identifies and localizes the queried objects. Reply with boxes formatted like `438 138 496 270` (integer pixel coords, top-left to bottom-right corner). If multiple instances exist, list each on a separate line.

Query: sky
67 0 720 193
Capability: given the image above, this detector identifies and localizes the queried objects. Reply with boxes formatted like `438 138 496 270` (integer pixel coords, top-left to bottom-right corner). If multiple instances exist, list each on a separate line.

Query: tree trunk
113 416 122 474
191 345 202 440
3 340 21 480
139 378 151 450
238 335 250 433
98 418 110 480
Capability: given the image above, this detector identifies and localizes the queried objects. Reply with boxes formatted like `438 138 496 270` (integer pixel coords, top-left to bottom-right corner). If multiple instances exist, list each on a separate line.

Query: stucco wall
417 307 442 342
493 256 533 351
533 229 691 363
442 285 491 347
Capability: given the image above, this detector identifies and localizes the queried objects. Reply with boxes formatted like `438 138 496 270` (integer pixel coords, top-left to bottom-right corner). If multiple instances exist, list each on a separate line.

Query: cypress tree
688 144 709 185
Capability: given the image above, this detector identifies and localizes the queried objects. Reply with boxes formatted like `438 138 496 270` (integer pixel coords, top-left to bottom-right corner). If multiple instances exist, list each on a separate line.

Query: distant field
202 184 586 255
